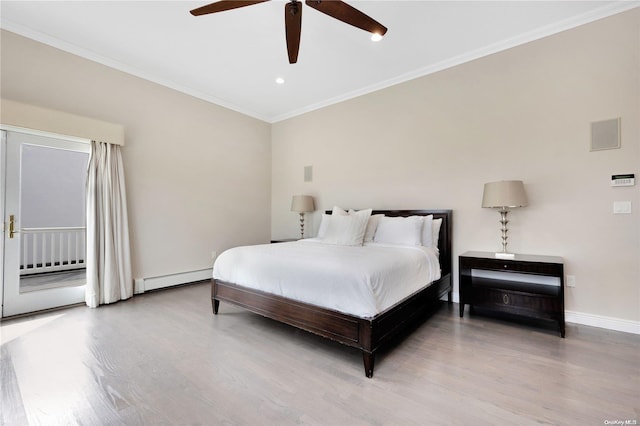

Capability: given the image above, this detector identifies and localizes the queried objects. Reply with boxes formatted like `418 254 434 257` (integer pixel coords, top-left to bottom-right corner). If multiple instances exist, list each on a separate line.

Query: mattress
212 239 441 318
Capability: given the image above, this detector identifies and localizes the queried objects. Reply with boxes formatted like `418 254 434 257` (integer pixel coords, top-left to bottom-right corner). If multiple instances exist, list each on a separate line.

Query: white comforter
212 239 441 318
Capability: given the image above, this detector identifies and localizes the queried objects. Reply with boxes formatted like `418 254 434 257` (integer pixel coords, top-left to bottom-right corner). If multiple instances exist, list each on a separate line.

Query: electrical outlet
211 251 217 260
566 275 576 288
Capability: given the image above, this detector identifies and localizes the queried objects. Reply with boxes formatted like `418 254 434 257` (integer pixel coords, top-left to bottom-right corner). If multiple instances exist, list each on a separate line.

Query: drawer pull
503 294 510 304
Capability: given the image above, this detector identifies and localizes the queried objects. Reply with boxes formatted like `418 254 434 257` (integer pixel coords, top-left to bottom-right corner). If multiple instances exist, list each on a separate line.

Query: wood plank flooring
1 281 638 425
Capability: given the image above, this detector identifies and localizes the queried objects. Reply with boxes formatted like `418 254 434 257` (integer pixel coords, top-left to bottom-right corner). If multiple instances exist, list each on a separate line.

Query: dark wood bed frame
212 209 452 378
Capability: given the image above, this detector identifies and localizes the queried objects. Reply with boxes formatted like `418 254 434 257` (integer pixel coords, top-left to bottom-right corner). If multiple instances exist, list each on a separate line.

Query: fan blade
190 1 270 16
285 1 302 64
305 0 387 37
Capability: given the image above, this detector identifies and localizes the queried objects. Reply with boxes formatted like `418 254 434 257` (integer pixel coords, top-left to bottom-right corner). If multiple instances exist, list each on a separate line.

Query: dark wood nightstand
270 239 298 243
459 251 565 337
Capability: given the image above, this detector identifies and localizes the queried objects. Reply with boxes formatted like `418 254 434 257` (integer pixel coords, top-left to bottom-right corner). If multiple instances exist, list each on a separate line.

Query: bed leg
448 290 453 303
363 351 375 378
212 299 220 315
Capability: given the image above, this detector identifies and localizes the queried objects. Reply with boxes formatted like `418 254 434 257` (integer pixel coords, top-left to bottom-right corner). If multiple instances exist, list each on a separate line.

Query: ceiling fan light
371 33 383 42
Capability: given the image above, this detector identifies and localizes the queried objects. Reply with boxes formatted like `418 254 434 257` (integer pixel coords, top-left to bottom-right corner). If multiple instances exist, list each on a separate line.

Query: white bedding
212 239 441 318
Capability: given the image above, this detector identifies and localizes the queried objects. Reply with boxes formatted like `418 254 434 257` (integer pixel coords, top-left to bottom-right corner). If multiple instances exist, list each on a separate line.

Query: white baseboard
134 268 212 294
441 292 638 335
565 310 640 335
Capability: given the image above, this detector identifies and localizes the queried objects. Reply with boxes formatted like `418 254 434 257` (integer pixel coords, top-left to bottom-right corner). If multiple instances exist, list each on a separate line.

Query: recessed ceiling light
371 33 383 42
275 77 285 84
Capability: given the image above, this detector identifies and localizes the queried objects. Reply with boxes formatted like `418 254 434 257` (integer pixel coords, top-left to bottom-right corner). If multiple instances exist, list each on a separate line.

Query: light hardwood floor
1 281 638 425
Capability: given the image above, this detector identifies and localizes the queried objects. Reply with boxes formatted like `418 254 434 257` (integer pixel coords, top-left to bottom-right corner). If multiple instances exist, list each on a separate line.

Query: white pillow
348 210 383 243
432 218 443 248
363 214 384 242
317 214 331 238
373 216 424 246
322 208 372 246
421 215 434 248
332 206 349 216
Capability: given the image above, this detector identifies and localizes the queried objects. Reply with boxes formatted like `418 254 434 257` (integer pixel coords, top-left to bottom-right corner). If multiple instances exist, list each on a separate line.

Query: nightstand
459 251 565 337
270 238 298 243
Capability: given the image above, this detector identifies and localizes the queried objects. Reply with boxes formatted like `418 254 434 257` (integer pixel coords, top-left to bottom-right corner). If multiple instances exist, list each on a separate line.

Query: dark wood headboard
324 209 453 278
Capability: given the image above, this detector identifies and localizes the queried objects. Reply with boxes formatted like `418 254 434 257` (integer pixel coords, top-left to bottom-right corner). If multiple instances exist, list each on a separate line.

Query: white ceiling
1 1 637 123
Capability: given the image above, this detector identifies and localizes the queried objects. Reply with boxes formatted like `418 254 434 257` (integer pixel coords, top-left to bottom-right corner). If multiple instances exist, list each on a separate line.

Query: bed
211 209 452 377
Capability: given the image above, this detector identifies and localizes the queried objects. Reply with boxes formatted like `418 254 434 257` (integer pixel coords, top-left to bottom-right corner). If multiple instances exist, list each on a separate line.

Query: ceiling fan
190 0 388 64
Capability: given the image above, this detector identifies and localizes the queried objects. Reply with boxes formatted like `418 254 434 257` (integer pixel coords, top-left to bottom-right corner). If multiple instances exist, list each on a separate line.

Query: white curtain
85 140 133 308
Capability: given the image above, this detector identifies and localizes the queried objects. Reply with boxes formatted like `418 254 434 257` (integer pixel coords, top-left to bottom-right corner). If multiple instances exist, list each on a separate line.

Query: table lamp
291 195 315 239
482 180 528 258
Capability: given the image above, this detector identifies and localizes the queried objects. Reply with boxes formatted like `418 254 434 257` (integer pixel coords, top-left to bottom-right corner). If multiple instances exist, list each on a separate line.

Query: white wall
1 30 272 282
272 10 640 324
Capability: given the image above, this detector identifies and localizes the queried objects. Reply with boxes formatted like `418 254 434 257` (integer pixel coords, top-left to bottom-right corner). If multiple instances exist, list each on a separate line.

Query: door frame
1 125 90 318
0 130 6 313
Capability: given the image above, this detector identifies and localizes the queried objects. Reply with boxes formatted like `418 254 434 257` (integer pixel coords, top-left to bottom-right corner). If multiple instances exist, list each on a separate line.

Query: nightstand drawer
475 288 561 315
463 256 563 276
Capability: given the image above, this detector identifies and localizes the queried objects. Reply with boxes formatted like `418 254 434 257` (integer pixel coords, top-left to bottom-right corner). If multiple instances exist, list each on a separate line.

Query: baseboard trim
134 268 212 294
565 310 640 335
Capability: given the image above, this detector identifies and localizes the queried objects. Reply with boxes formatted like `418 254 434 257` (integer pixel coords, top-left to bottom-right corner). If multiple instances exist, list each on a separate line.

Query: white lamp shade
482 180 528 209
291 195 315 213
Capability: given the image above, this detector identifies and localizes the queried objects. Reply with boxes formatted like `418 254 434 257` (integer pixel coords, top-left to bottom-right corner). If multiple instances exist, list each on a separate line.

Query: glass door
2 129 90 317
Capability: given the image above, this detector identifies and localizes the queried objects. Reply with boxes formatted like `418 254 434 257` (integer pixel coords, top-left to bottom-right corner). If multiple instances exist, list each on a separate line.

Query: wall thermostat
611 174 635 187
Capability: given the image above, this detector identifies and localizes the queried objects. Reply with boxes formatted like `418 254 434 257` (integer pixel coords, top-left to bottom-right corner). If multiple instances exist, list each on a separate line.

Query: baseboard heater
134 268 212 294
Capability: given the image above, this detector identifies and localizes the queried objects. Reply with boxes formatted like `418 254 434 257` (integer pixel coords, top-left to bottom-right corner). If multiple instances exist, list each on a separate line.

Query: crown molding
3 2 638 124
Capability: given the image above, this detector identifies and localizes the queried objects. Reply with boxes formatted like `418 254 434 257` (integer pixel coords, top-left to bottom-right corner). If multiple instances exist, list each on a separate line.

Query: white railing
20 227 86 275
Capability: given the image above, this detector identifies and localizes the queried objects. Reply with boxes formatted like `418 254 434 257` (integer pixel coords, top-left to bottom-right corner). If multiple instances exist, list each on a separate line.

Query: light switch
613 201 632 214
